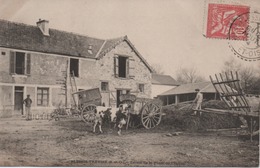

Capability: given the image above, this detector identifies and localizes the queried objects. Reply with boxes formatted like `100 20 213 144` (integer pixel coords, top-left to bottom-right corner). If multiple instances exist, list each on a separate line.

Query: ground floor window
37 88 49 106
101 82 109 91
138 84 145 93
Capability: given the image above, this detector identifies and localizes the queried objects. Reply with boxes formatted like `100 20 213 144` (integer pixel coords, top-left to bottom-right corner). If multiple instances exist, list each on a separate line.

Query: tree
222 57 241 73
176 67 205 84
222 58 260 94
239 66 255 93
151 63 165 75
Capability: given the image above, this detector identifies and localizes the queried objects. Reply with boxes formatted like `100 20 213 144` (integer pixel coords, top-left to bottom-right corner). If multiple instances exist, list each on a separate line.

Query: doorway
14 86 24 115
116 89 130 107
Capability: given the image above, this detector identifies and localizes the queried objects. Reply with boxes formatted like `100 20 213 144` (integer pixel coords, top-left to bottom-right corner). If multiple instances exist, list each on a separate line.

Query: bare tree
176 67 205 84
222 58 259 94
151 63 165 75
222 57 241 73
239 66 255 93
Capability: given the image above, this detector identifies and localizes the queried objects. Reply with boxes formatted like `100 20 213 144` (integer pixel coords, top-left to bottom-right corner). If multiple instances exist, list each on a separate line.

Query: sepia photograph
0 0 259 167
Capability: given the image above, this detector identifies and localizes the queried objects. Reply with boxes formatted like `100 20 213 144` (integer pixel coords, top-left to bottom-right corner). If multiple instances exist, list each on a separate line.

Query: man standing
115 105 127 136
23 95 32 120
193 89 203 115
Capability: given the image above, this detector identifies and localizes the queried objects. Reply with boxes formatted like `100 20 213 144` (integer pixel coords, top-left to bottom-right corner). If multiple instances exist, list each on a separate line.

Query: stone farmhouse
0 19 154 116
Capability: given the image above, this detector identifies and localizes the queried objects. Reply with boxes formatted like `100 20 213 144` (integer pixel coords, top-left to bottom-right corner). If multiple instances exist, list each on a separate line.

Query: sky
0 0 259 79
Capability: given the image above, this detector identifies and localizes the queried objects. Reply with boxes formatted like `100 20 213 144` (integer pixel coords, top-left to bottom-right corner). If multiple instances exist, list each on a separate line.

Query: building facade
151 73 179 98
0 19 153 116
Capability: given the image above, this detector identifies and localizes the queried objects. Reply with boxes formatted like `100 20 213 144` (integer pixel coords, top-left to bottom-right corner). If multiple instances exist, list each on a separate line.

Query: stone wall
98 41 152 101
0 40 152 114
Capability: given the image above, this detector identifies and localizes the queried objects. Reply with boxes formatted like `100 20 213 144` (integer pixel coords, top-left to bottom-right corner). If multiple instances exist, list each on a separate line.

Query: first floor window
101 82 109 91
10 51 31 75
37 88 49 106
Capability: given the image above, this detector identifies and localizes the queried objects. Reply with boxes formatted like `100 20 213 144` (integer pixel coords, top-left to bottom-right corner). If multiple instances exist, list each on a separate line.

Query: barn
158 81 221 105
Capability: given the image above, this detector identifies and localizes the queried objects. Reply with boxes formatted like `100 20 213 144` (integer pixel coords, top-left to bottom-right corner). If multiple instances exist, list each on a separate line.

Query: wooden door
14 86 24 115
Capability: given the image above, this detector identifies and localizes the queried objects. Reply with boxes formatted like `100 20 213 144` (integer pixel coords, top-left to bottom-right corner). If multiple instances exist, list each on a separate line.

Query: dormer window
88 45 93 55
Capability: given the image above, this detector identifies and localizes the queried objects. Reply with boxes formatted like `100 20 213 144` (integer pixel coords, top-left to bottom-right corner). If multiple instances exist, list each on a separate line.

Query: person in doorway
192 89 203 115
23 94 32 120
115 105 127 136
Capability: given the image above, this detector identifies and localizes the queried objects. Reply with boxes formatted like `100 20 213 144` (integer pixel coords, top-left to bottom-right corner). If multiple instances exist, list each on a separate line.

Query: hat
195 89 200 91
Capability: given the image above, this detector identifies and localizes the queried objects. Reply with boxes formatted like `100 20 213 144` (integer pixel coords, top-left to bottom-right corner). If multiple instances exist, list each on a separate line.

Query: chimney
36 19 50 36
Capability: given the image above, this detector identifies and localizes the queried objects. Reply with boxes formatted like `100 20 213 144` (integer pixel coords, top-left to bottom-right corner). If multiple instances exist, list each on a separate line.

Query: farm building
0 19 154 116
158 81 221 105
151 73 179 98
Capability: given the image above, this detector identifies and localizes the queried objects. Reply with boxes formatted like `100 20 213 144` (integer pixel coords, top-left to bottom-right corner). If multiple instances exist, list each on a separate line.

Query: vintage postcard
0 0 259 167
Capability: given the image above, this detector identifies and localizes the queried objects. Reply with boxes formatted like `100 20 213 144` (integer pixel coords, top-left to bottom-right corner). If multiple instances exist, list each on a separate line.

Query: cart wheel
141 102 162 129
81 104 96 123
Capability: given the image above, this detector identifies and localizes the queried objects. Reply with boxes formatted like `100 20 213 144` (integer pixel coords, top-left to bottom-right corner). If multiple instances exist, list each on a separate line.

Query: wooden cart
72 88 102 123
119 94 164 129
74 88 164 129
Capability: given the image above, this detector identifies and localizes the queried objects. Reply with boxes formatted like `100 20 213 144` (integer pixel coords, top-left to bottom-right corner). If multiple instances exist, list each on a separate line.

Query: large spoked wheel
141 102 162 129
81 104 96 123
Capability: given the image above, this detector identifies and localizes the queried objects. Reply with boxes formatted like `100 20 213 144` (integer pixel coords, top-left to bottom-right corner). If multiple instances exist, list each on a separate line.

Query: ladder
69 71 78 106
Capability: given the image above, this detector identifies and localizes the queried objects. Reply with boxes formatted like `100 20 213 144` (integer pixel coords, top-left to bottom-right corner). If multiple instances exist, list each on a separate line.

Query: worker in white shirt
192 89 203 115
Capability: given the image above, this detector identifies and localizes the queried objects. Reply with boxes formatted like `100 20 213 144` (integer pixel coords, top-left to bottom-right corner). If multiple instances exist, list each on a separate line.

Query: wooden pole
250 117 253 142
65 59 69 108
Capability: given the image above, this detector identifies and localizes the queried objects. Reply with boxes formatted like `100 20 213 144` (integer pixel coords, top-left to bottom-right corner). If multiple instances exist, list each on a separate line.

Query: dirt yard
0 116 259 167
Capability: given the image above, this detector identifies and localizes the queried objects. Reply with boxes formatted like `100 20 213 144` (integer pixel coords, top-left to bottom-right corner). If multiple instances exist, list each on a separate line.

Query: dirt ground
0 116 259 167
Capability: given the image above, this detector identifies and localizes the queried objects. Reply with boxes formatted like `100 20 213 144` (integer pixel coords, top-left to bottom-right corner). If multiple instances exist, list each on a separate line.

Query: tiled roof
0 19 104 58
159 81 236 96
159 81 214 96
152 73 179 86
0 19 154 72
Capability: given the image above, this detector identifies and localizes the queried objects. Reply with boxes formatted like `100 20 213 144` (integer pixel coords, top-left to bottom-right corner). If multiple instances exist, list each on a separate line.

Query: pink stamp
206 4 249 40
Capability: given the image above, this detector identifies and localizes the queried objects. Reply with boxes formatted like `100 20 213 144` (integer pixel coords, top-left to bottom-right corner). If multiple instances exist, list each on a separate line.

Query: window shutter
129 57 135 78
126 58 129 78
114 57 119 78
10 51 15 74
26 53 31 75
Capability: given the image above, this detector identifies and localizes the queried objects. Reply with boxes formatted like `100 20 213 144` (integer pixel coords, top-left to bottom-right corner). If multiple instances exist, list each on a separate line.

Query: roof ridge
105 36 125 41
152 73 171 77
97 36 126 59
0 19 105 41
95 40 107 58
200 82 212 92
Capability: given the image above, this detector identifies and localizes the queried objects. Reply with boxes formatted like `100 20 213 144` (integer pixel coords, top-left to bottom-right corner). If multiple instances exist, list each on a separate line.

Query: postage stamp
206 3 249 40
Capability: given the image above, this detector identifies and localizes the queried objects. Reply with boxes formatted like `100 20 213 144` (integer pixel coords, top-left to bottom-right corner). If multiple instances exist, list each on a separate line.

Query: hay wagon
73 88 164 129
197 72 259 141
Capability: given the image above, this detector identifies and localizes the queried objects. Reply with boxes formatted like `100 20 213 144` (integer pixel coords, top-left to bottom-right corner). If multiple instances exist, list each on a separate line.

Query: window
10 51 31 75
114 56 135 78
139 84 144 93
37 88 49 106
118 56 127 78
70 58 79 77
101 82 109 91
